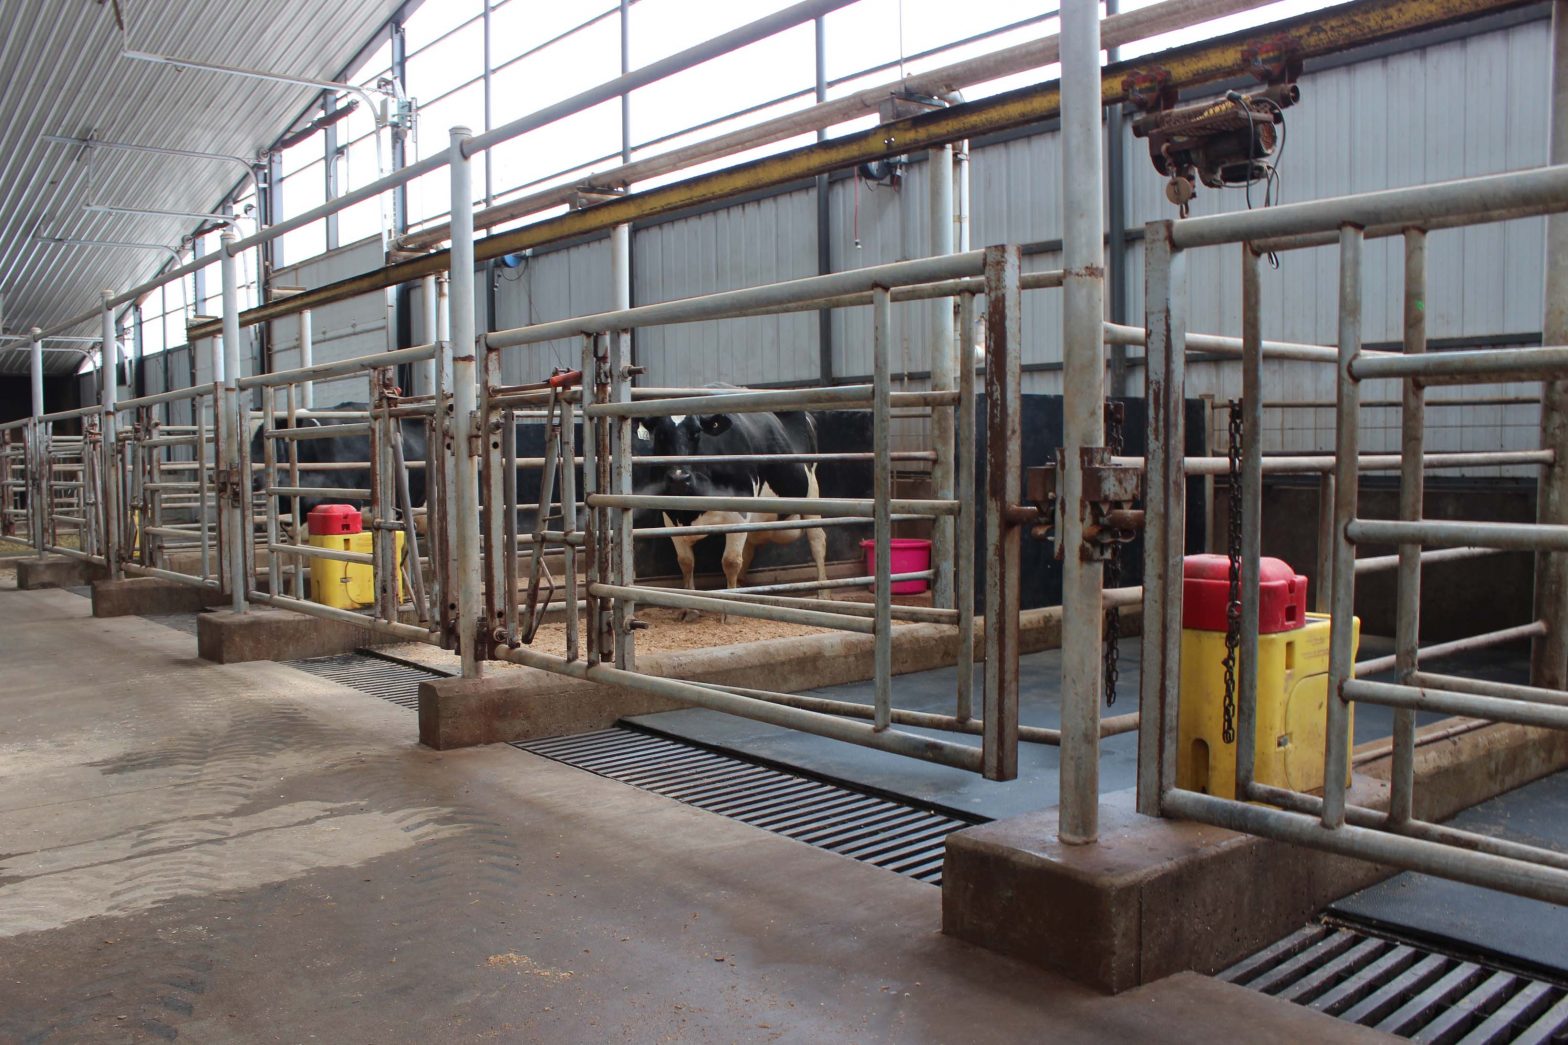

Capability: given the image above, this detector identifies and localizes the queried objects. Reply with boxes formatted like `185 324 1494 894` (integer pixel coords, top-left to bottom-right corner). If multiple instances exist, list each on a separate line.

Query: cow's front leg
804 466 829 600
672 531 701 623
719 530 752 626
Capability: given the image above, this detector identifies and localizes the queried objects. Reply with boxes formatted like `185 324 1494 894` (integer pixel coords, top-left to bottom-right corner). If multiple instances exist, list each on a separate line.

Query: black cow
249 401 428 521
636 396 827 618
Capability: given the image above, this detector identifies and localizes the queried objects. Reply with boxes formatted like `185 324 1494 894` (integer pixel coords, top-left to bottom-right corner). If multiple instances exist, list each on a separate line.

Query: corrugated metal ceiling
0 0 405 375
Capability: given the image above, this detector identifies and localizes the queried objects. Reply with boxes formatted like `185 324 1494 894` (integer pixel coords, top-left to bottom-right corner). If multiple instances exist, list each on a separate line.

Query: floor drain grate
1223 921 1568 1043
292 652 449 709
516 726 981 886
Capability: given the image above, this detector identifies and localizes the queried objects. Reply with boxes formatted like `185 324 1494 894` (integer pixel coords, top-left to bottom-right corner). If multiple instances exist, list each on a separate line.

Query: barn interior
3 0 1568 1041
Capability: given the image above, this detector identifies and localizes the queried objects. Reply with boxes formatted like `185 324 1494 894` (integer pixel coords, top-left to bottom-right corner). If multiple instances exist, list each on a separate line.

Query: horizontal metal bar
1343 677 1568 730
1350 345 1568 382
1170 164 1568 250
681 587 958 623
487 252 987 349
121 563 219 589
267 485 370 498
244 590 439 643
722 571 932 595
115 384 216 410
585 384 872 417
632 514 920 539
590 493 958 517
267 423 373 441
1102 321 1356 364
494 643 983 772
1348 518 1568 552
1409 671 1568 709
1354 546 1508 575
1355 620 1545 678
624 452 934 466
1153 450 1555 476
1242 781 1568 873
266 542 373 565
237 342 436 390
589 582 874 633
38 405 102 422
1163 788 1568 906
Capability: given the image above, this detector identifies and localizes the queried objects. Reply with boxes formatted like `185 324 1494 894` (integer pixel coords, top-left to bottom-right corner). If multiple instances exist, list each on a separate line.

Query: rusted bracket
1025 448 1144 561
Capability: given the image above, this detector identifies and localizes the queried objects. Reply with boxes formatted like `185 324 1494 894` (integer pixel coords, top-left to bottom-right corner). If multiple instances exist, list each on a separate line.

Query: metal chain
1222 399 1244 745
1103 403 1124 707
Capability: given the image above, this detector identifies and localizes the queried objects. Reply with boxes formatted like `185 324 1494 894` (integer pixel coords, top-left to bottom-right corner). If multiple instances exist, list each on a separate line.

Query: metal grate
516 726 981 886
292 652 449 710
1224 921 1568 1043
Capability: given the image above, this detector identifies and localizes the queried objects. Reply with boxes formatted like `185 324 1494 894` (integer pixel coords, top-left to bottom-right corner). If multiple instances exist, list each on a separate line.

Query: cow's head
636 413 732 494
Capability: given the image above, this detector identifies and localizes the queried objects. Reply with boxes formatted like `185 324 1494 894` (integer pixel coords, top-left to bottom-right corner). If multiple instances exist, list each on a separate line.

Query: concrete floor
0 585 1385 1042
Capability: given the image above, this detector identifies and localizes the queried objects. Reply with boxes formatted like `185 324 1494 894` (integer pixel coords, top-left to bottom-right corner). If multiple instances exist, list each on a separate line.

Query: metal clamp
1025 447 1144 561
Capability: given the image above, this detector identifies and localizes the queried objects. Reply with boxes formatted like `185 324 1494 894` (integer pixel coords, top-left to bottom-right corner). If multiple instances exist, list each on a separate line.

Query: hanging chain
1222 399 1244 745
1103 403 1125 707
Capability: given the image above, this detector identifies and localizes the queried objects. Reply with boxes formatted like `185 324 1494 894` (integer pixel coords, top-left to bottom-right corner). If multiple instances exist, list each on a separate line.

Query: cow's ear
699 414 731 436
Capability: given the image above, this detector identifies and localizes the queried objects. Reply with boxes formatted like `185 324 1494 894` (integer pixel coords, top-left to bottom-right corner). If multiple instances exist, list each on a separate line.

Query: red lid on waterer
1182 553 1307 634
307 503 363 536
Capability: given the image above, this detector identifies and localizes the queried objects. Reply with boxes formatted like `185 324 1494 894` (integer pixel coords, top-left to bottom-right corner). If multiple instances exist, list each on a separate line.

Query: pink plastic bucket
860 537 932 594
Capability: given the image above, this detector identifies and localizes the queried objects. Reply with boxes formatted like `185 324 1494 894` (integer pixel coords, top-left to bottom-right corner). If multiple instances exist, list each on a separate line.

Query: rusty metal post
1137 221 1186 818
1390 227 1427 825
982 244 1021 781
1058 0 1107 844
1535 0 1568 689
449 127 484 677
219 233 246 612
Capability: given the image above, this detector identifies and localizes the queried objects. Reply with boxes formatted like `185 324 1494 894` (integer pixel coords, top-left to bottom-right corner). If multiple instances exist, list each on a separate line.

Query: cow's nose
669 468 691 484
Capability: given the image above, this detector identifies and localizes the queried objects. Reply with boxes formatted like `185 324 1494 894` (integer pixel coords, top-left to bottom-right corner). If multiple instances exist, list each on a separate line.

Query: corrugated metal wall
267 238 391 408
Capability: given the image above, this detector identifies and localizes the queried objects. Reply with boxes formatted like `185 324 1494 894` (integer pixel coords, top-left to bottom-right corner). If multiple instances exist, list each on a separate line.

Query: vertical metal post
422 275 438 395
262 384 280 599
28 327 44 556
955 292 977 722
1137 222 1186 817
100 292 123 579
929 141 957 610
1059 0 1106 845
581 334 604 666
1535 0 1568 690
196 405 211 581
1391 228 1427 825
1322 223 1364 830
872 285 893 731
1315 473 1335 614
1234 246 1264 796
982 244 1021 782
219 230 246 612
610 328 636 669
1201 393 1216 553
813 15 834 387
611 223 632 313
560 395 581 661
480 344 507 651
299 309 314 411
449 127 484 677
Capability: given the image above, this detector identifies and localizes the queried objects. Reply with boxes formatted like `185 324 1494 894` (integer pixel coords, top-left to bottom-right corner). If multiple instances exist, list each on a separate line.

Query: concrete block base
419 673 685 750
197 607 396 664
942 787 1390 994
16 555 108 590
942 721 1568 994
92 577 225 617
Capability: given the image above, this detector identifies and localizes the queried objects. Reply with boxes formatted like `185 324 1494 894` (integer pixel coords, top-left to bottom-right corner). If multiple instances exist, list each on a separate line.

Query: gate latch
1026 448 1144 561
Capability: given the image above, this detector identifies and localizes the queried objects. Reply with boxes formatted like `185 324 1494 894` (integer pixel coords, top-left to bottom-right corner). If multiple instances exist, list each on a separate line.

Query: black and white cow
636 399 828 619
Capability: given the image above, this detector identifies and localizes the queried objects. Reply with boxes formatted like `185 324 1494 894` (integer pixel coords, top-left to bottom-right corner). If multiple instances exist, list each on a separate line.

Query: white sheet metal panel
635 188 818 388
490 238 612 385
0 0 403 363
268 237 391 407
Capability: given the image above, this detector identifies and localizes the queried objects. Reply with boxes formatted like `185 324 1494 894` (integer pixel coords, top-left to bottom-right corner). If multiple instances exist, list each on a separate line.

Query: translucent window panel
280 127 325 177
337 195 384 246
406 16 484 103
488 0 617 64
629 23 813 147
488 13 618 113
141 303 166 355
1116 0 1335 60
404 0 481 52
415 80 487 163
487 100 621 198
405 164 456 228
627 0 794 66
336 132 385 196
280 159 328 265
348 35 392 87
